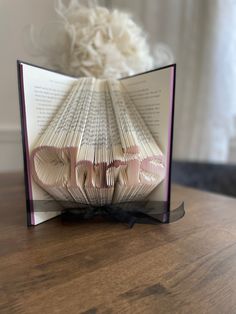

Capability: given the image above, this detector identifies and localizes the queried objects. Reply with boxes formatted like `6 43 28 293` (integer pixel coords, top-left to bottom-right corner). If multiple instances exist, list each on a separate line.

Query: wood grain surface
1 173 236 314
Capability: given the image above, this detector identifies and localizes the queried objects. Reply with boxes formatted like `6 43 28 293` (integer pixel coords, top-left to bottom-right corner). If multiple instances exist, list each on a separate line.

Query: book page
120 66 175 201
19 63 77 225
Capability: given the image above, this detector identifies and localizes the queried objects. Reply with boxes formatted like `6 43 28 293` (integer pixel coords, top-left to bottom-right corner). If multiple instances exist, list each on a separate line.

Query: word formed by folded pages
31 78 165 206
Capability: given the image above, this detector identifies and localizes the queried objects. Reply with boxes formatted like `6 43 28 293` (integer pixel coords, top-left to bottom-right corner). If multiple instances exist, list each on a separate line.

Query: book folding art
18 61 184 226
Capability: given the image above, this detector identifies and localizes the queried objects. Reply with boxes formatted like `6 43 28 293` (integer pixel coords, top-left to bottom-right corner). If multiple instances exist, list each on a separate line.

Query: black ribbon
61 201 185 228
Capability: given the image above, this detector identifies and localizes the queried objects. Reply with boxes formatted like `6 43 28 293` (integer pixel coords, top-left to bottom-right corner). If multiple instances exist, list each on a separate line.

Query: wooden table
1 173 236 314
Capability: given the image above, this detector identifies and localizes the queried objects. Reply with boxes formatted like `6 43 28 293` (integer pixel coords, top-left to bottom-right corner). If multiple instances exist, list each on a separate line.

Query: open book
18 61 176 226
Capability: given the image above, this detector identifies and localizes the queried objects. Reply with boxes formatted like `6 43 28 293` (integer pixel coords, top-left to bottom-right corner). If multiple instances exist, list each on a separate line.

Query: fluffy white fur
28 0 173 78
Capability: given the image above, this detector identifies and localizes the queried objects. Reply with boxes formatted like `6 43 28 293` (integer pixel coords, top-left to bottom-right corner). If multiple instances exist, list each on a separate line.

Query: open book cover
17 61 176 226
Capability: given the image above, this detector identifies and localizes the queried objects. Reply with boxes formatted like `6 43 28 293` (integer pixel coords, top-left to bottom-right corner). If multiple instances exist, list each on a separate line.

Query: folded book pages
18 61 175 225
31 78 165 206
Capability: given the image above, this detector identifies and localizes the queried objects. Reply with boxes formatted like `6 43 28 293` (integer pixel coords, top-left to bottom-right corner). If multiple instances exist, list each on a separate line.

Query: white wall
109 0 236 164
0 0 109 172
0 0 58 172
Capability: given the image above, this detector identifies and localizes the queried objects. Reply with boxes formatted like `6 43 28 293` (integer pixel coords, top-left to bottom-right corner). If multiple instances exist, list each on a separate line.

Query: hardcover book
17 61 176 226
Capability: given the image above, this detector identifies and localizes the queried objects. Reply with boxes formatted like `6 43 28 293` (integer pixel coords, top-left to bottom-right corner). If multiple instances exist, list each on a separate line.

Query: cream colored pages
31 78 165 207
120 66 175 201
21 63 77 225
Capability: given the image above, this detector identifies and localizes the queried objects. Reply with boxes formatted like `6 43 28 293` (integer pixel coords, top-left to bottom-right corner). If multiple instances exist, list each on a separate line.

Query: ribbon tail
104 207 137 228
169 202 185 222
147 202 185 223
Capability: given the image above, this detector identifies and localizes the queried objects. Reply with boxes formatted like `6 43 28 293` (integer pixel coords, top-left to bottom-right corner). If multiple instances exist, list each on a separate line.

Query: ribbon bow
61 201 185 228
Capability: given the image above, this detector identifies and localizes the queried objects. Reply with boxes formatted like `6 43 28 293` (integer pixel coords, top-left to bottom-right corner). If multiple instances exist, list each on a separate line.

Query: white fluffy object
28 0 173 78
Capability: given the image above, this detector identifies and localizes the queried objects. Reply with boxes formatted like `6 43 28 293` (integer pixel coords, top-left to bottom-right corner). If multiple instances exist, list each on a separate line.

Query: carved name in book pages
31 78 166 206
